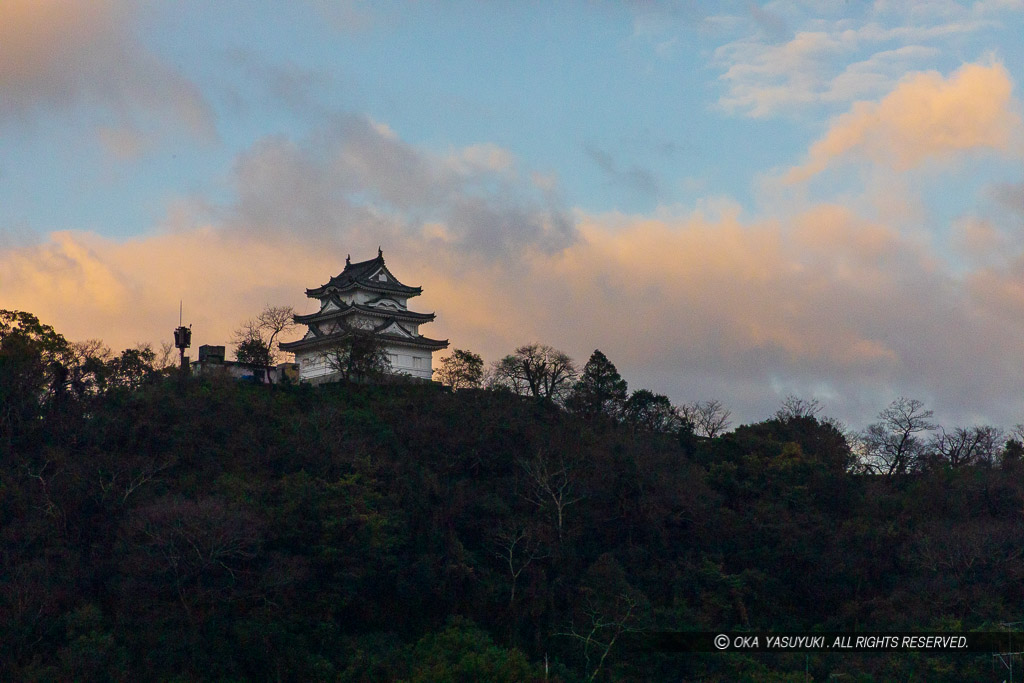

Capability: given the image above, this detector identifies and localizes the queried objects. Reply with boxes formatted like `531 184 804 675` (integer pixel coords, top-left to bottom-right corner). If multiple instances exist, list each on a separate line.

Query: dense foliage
3 313 1024 680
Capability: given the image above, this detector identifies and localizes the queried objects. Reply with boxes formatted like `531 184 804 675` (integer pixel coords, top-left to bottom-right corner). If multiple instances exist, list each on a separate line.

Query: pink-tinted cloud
5 194 1024 428
952 215 1010 262
0 228 326 354
0 0 214 142
787 61 1022 182
7 115 1024 429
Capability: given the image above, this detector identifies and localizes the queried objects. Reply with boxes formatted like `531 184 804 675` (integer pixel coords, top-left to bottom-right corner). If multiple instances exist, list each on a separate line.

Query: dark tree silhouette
488 343 577 402
0 310 74 442
320 328 391 381
860 397 935 476
435 349 484 390
254 306 297 360
566 349 628 421
681 399 733 438
775 394 823 421
235 337 273 367
927 425 1003 469
232 305 298 382
623 389 681 433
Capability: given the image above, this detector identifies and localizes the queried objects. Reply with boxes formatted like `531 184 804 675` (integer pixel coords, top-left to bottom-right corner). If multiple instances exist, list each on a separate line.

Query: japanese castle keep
280 249 448 382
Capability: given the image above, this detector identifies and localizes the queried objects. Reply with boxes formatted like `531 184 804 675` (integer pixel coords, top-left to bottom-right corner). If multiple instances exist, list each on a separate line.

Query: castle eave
295 302 434 325
281 332 448 353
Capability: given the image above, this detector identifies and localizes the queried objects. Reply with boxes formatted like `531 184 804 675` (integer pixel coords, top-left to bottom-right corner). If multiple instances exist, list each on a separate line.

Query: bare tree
233 305 297 365
153 341 177 371
67 339 112 396
775 394 823 421
130 342 178 374
97 455 175 505
928 426 1004 469
129 497 261 619
561 592 642 682
559 554 647 682
24 459 66 537
493 523 548 607
232 305 298 383
861 397 936 476
1010 423 1024 443
488 343 578 402
518 448 584 547
911 519 1021 613
71 339 111 363
681 399 732 438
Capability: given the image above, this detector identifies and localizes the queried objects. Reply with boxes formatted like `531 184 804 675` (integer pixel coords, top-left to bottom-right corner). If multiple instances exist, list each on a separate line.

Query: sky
3 0 1024 430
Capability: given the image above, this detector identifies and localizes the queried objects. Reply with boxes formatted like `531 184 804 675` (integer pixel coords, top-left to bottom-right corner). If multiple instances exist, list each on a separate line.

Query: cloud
952 215 1009 261
0 228 331 354
506 204 1024 427
713 4 1004 117
823 45 941 103
9 190 1024 429
219 116 577 259
747 2 789 42
222 49 340 121
0 0 214 143
97 125 149 161
786 61 1022 182
584 144 661 201
717 29 858 116
306 0 378 34
990 180 1024 215
7 114 1024 429
449 144 516 175
4 185 1019 432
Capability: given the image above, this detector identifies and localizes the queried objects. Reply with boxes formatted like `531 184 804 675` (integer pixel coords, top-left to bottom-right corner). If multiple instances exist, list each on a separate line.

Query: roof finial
378 245 383 259
346 253 350 266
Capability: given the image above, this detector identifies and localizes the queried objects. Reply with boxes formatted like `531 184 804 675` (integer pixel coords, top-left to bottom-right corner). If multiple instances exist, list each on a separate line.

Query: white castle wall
295 344 433 381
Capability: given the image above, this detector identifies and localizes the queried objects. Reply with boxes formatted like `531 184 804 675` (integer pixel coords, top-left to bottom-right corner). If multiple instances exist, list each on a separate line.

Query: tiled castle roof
305 249 422 298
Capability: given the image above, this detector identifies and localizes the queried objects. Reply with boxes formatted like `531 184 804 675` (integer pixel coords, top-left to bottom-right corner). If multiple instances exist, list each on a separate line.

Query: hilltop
4 371 1024 681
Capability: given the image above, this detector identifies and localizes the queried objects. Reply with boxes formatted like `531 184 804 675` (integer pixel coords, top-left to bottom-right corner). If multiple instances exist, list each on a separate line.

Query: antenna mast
173 301 192 372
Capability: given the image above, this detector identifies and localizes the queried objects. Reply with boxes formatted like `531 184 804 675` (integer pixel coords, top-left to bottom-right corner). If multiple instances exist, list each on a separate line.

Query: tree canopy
434 348 484 390
488 343 578 402
566 349 628 421
320 327 392 381
5 314 1023 681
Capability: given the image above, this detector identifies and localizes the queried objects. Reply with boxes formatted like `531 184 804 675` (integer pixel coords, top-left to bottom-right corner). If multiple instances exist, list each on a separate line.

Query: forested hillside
3 310 1024 681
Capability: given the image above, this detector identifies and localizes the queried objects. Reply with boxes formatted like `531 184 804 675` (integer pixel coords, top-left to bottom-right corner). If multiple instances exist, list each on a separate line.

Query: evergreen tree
0 310 74 444
566 349 628 421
